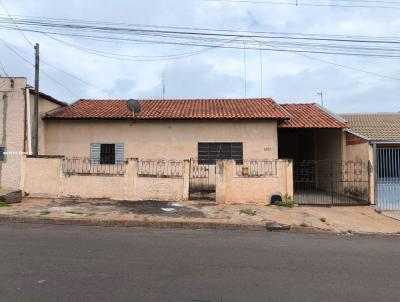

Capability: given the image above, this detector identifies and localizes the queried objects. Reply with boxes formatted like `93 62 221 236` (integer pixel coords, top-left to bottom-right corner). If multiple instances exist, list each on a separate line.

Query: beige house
0 76 374 205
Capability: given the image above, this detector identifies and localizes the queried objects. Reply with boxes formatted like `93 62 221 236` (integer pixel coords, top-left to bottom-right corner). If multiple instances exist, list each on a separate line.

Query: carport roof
340 113 400 142
279 103 347 129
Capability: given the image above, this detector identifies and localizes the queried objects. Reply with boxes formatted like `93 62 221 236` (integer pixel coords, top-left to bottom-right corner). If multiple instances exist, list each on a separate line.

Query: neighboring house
341 113 400 211
0 77 66 190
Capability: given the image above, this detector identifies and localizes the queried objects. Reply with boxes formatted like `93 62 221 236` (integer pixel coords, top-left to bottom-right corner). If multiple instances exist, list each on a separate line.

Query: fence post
286 160 294 198
216 160 235 204
182 160 190 200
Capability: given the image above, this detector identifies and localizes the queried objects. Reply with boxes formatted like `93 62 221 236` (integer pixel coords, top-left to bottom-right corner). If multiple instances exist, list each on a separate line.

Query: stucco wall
216 159 293 204
22 157 188 201
44 120 278 160
0 77 27 190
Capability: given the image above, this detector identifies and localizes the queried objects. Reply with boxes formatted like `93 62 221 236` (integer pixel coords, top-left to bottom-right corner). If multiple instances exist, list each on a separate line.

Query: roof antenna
162 70 166 100
243 39 247 98
317 91 324 107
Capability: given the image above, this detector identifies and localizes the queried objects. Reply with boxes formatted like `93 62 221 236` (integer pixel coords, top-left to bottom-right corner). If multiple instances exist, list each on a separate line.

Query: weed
86 213 96 216
40 209 50 216
0 201 9 207
320 217 327 223
299 222 309 227
240 208 257 216
275 194 295 208
66 210 84 215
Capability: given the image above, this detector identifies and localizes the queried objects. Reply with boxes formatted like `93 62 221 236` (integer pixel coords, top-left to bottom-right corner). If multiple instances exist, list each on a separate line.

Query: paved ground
382 211 400 222
1 198 400 234
0 223 400 302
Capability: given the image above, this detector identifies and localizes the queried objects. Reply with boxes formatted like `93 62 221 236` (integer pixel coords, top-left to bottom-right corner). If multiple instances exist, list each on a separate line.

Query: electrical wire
201 0 400 9
0 39 80 97
0 0 34 47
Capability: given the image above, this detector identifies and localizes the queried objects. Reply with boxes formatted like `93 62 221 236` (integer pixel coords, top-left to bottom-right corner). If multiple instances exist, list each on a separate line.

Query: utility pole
317 91 324 107
33 43 39 156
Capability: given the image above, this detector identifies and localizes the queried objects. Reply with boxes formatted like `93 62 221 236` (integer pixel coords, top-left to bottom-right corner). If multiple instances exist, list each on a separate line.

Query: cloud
0 0 398 113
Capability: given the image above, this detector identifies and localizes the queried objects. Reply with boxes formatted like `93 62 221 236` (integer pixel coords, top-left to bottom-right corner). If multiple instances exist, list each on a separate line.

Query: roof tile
45 98 290 120
340 113 400 141
279 103 347 129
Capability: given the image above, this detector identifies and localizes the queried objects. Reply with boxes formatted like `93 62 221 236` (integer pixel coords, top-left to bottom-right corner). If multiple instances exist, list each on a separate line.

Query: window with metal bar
198 142 243 164
0 146 4 161
100 144 115 164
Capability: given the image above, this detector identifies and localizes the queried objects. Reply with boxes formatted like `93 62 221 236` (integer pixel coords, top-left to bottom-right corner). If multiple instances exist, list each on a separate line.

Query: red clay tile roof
45 98 290 120
279 103 347 129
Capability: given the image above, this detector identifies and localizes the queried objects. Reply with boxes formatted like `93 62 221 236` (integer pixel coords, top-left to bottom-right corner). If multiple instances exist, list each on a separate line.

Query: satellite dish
127 99 141 114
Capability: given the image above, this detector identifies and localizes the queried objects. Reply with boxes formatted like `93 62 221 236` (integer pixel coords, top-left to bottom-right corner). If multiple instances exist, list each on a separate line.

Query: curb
0 214 266 231
1 214 397 236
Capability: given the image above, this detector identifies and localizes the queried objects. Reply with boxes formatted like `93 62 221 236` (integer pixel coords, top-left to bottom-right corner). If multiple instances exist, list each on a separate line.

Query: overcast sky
0 0 399 113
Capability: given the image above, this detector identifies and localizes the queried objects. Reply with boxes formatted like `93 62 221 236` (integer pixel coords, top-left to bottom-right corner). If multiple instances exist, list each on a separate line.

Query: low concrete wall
22 157 293 204
216 159 293 204
22 157 189 201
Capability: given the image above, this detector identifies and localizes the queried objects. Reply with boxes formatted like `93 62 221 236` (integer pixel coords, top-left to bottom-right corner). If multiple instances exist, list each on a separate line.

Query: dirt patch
116 200 205 218
53 199 205 218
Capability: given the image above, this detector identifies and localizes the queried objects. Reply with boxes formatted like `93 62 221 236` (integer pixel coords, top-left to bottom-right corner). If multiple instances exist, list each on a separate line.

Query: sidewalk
1 198 399 235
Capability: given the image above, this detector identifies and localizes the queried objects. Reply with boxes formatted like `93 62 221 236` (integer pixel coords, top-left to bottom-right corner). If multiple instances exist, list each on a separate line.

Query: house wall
0 77 27 190
44 120 278 160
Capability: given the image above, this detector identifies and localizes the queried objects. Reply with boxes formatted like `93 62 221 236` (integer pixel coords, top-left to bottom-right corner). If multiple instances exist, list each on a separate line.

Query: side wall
44 120 279 160
0 77 27 190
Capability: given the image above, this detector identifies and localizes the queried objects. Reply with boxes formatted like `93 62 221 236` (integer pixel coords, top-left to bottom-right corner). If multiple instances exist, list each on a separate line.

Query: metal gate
189 159 216 201
376 147 400 211
294 160 371 205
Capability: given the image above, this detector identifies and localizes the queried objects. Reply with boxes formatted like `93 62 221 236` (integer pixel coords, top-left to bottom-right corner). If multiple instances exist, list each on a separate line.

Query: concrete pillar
286 159 294 198
182 159 190 200
216 159 235 204
126 158 138 199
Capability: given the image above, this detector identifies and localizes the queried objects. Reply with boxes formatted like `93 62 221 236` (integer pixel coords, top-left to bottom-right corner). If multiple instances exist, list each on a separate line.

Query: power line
0 58 8 76
0 0 34 47
201 0 400 9
3 26 399 59
248 36 400 81
0 39 79 97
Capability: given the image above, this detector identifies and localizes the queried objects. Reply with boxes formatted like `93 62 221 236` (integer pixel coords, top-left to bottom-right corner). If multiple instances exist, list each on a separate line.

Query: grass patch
40 209 50 216
275 195 295 208
0 201 9 207
320 217 327 223
299 222 310 227
240 208 257 216
66 210 84 215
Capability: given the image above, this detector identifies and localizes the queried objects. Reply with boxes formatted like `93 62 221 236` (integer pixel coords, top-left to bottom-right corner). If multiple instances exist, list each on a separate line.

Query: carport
279 104 370 205
342 113 400 211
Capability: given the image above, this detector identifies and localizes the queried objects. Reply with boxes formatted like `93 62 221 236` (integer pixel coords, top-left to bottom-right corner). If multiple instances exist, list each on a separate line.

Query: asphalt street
1 223 399 302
